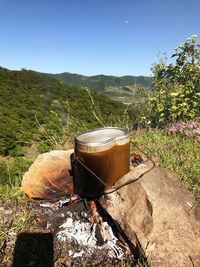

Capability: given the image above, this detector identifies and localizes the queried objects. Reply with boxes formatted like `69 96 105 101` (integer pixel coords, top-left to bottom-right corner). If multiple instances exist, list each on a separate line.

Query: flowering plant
168 121 200 142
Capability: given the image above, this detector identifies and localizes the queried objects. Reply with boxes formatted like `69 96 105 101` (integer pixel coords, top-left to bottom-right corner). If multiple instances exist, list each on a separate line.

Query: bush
148 35 200 126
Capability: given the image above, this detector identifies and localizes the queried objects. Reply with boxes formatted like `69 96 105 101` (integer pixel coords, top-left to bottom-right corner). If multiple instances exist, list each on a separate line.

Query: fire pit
40 197 133 266
21 127 148 265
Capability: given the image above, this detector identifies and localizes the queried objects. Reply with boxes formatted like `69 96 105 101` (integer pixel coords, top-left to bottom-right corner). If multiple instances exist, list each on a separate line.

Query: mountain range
47 72 152 100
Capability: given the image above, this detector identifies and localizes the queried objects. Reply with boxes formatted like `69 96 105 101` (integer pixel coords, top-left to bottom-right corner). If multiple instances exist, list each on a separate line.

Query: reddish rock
22 149 74 200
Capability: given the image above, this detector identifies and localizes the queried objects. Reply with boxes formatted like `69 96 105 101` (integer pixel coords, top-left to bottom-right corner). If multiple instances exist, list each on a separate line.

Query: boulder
22 149 74 200
100 161 200 267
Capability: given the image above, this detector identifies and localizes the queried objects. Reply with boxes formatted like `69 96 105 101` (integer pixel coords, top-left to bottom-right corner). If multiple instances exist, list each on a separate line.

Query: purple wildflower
168 121 200 141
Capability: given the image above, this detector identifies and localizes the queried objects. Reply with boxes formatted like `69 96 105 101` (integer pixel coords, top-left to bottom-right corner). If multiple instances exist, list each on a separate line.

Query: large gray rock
101 161 200 267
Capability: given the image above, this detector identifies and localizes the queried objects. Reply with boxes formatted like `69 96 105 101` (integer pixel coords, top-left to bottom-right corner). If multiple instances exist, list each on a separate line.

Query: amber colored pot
74 127 130 199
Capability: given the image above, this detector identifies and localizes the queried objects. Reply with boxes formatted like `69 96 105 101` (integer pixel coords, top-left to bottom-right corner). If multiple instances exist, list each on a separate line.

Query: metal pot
74 127 130 199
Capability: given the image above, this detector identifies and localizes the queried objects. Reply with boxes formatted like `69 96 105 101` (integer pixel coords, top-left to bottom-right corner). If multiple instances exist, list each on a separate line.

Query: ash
44 199 126 260
57 212 124 258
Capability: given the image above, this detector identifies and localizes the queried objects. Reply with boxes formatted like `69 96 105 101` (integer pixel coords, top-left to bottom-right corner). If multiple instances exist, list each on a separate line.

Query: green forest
0 67 133 157
46 72 152 103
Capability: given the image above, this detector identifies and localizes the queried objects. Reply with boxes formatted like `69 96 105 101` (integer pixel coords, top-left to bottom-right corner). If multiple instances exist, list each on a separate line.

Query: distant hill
47 72 152 100
0 67 132 156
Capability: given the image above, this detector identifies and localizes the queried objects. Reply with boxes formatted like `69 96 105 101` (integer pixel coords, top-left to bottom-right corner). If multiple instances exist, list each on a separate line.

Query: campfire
21 127 147 265
40 197 129 261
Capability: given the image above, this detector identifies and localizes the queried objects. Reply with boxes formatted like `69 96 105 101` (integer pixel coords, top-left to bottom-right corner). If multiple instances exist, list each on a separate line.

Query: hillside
0 67 131 156
47 72 152 101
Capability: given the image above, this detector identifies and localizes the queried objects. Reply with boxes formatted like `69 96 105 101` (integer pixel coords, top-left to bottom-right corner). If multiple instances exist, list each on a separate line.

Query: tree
149 35 200 125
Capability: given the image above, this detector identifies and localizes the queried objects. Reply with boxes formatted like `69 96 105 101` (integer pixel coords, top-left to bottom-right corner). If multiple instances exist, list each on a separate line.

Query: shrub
148 35 200 126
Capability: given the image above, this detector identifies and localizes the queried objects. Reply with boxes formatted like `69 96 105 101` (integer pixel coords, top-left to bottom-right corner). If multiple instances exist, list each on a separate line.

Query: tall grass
133 128 200 202
0 158 32 201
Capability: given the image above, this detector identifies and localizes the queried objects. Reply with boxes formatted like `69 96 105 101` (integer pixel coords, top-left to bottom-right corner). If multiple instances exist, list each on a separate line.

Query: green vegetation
0 67 131 157
134 128 200 202
146 35 200 126
48 72 152 91
0 158 31 187
47 72 152 103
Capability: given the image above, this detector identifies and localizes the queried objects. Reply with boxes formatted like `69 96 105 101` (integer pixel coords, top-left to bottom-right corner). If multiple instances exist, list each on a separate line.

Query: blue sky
0 0 200 76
